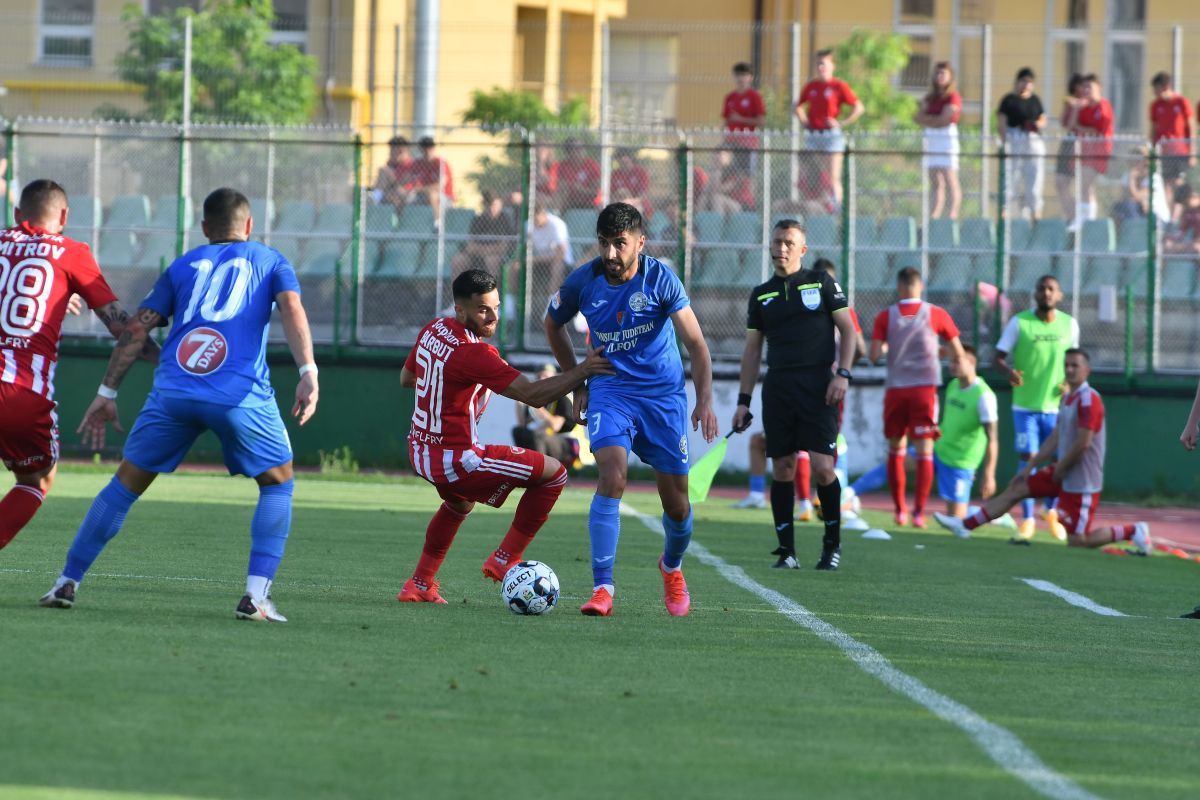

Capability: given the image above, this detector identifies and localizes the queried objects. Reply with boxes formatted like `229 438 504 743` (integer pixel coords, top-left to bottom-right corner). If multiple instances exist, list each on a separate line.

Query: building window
146 0 201 13
146 0 306 47
1108 41 1143 133
1055 0 1087 29
40 0 94 65
900 35 933 91
1108 0 1144 30
900 0 935 24
955 0 992 25
608 34 678 126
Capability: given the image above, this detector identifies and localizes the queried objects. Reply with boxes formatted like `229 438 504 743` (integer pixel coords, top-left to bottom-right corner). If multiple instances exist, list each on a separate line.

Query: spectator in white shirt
527 202 573 296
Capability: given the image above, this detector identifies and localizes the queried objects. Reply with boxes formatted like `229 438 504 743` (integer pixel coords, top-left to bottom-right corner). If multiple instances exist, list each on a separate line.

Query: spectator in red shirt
723 62 767 169
1054 73 1087 220
534 143 560 207
372 136 418 213
558 139 601 210
1165 184 1200 255
408 136 456 221
795 49 864 210
915 61 963 220
1150 71 1194 206
610 148 653 220
701 148 754 215
1065 74 1113 229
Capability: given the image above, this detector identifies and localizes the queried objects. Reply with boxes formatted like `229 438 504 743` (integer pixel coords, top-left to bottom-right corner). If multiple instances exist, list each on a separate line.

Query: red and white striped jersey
0 221 117 399
1058 382 1106 494
404 316 520 480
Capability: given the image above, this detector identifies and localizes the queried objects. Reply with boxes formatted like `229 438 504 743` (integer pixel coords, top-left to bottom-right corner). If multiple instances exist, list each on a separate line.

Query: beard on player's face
458 291 500 338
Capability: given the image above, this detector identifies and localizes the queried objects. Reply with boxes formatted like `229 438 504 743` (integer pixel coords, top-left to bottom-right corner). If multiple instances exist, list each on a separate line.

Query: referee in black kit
732 220 858 571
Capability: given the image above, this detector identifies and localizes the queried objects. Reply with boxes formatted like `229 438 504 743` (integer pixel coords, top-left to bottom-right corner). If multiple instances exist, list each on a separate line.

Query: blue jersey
546 254 689 392
141 240 301 408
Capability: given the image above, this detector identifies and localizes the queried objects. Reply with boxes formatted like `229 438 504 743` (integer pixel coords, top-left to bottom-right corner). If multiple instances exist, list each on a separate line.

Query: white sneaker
934 511 971 539
1131 522 1152 555
38 577 77 609
236 593 288 622
993 512 1017 529
841 487 862 516
732 492 766 509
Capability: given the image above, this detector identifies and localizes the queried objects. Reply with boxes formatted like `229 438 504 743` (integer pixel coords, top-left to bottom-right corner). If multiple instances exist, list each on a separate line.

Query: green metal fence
4 117 1196 376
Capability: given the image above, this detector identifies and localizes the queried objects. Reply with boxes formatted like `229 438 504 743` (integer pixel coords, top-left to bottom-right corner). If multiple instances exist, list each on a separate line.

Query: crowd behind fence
4 118 1199 376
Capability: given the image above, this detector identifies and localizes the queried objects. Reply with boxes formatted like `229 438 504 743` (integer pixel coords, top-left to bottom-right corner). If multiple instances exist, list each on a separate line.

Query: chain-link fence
4 118 1200 375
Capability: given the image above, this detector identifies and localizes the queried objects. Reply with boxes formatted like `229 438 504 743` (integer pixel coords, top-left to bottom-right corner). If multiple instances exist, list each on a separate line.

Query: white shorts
924 125 960 170
806 128 845 153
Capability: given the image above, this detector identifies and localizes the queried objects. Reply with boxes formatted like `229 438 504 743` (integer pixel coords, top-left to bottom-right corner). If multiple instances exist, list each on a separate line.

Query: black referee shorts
762 368 840 459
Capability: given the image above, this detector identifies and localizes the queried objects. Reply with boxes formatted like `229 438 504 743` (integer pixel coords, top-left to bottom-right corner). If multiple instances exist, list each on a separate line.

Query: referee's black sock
770 479 795 554
817 476 841 550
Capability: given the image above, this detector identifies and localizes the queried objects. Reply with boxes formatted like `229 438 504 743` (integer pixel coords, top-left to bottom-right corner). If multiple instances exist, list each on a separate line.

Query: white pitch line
1018 578 1128 617
619 502 1101 800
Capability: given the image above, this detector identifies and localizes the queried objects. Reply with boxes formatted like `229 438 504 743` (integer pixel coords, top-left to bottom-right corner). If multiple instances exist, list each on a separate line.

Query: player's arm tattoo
93 301 131 339
102 308 165 390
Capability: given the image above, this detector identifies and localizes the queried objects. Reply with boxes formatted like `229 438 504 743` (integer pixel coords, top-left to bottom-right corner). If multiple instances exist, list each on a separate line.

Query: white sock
595 583 615 595
246 575 270 600
661 561 681 573
798 499 813 511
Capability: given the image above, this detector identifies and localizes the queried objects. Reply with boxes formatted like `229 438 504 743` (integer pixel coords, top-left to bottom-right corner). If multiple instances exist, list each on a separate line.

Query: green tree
832 29 918 130
107 0 317 124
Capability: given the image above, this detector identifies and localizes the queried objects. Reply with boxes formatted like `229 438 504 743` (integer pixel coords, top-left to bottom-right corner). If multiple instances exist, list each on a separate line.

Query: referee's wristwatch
835 367 853 381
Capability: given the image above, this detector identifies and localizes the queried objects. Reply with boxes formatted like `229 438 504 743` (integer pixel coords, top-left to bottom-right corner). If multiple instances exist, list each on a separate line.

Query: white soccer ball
501 560 560 615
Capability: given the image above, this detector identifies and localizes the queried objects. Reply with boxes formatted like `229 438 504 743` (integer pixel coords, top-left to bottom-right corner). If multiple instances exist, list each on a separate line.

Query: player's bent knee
447 499 474 515
538 456 566 483
255 461 295 487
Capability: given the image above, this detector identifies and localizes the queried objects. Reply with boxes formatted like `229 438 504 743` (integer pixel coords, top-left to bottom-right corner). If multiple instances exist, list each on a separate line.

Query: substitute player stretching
545 202 718 617
0 179 156 555
869 267 965 528
39 188 318 622
936 349 1150 550
399 269 611 604
733 221 857 570
934 345 998 519
993 274 1078 541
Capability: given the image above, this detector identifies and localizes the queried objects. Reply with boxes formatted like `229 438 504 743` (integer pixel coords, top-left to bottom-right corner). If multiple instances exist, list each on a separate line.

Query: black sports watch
835 367 853 381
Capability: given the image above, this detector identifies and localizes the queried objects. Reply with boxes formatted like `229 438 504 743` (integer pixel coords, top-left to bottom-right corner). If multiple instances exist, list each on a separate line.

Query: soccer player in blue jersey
38 188 319 622
544 202 718 617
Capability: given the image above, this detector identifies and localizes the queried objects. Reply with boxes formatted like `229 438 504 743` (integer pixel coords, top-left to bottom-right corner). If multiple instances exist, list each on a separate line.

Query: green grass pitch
1 470 1198 800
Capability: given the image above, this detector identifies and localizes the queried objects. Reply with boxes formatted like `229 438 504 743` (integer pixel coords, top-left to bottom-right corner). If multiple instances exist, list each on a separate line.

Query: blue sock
589 494 621 587
1019 464 1034 520
248 479 294 581
63 477 140 582
851 462 889 495
749 474 766 494
661 507 693 570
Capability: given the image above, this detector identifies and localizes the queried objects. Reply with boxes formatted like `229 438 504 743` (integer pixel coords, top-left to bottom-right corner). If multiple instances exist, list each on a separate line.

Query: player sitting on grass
399 269 612 604
935 349 1150 552
40 188 318 622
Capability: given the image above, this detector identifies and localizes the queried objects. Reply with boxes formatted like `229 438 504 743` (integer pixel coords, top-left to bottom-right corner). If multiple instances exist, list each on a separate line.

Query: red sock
414 503 470 581
914 453 934 515
1110 524 1136 542
0 485 45 551
887 449 907 514
964 508 990 530
497 466 568 560
794 451 811 501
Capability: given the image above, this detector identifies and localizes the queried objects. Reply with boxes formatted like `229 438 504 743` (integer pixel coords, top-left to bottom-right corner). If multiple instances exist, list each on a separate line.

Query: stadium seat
692 251 743 289
135 231 180 269
959 217 996 252
411 243 441 279
693 211 724 242
1116 217 1149 254
804 215 839 249
274 200 316 233
1010 254 1054 290
150 195 193 229
852 216 878 249
926 218 959 250
1029 218 1068 252
563 208 594 243
1079 218 1115 253
1083 256 1123 296
249 197 274 229
645 213 672 242
268 235 304 266
852 251 891 289
365 204 397 234
96 231 138 270
375 240 421 277
929 254 976 294
879 216 917 250
314 202 354 235
726 211 760 244
443 207 475 236
1006 218 1034 252
105 195 151 230
65 194 100 235
1161 258 1196 300
299 242 349 277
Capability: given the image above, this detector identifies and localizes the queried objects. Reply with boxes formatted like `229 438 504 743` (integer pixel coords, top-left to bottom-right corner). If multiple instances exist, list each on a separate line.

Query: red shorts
883 386 940 440
0 384 59 474
426 444 546 508
1025 466 1100 535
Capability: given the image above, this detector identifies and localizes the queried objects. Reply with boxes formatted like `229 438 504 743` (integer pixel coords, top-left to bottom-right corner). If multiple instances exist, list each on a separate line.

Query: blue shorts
1013 410 1058 455
586 385 690 475
124 391 293 477
934 454 975 504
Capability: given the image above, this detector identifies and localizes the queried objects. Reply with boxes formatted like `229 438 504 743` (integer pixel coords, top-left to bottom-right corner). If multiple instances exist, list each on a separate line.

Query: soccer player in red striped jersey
399 269 612 603
937 349 1150 551
0 179 156 553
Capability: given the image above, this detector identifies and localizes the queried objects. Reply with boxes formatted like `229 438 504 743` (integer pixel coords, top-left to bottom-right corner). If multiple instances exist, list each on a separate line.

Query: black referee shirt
746 268 849 371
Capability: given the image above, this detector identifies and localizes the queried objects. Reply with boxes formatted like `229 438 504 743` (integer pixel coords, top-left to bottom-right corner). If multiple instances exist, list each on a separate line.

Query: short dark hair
1065 347 1090 363
452 268 497 301
773 218 806 235
1016 67 1035 81
813 257 836 276
1036 274 1060 289
1081 73 1099 85
732 62 753 75
202 188 251 234
18 179 68 222
1067 72 1085 95
1152 71 1172 89
961 343 977 358
418 135 436 148
815 49 834 60
596 202 643 237
388 135 409 148
897 266 922 286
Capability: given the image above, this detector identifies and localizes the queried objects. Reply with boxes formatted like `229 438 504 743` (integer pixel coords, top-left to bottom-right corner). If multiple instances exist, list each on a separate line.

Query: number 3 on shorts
590 411 602 438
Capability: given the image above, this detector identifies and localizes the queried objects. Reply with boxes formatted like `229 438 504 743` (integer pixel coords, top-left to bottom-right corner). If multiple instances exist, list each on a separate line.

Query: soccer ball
501 560 560 615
